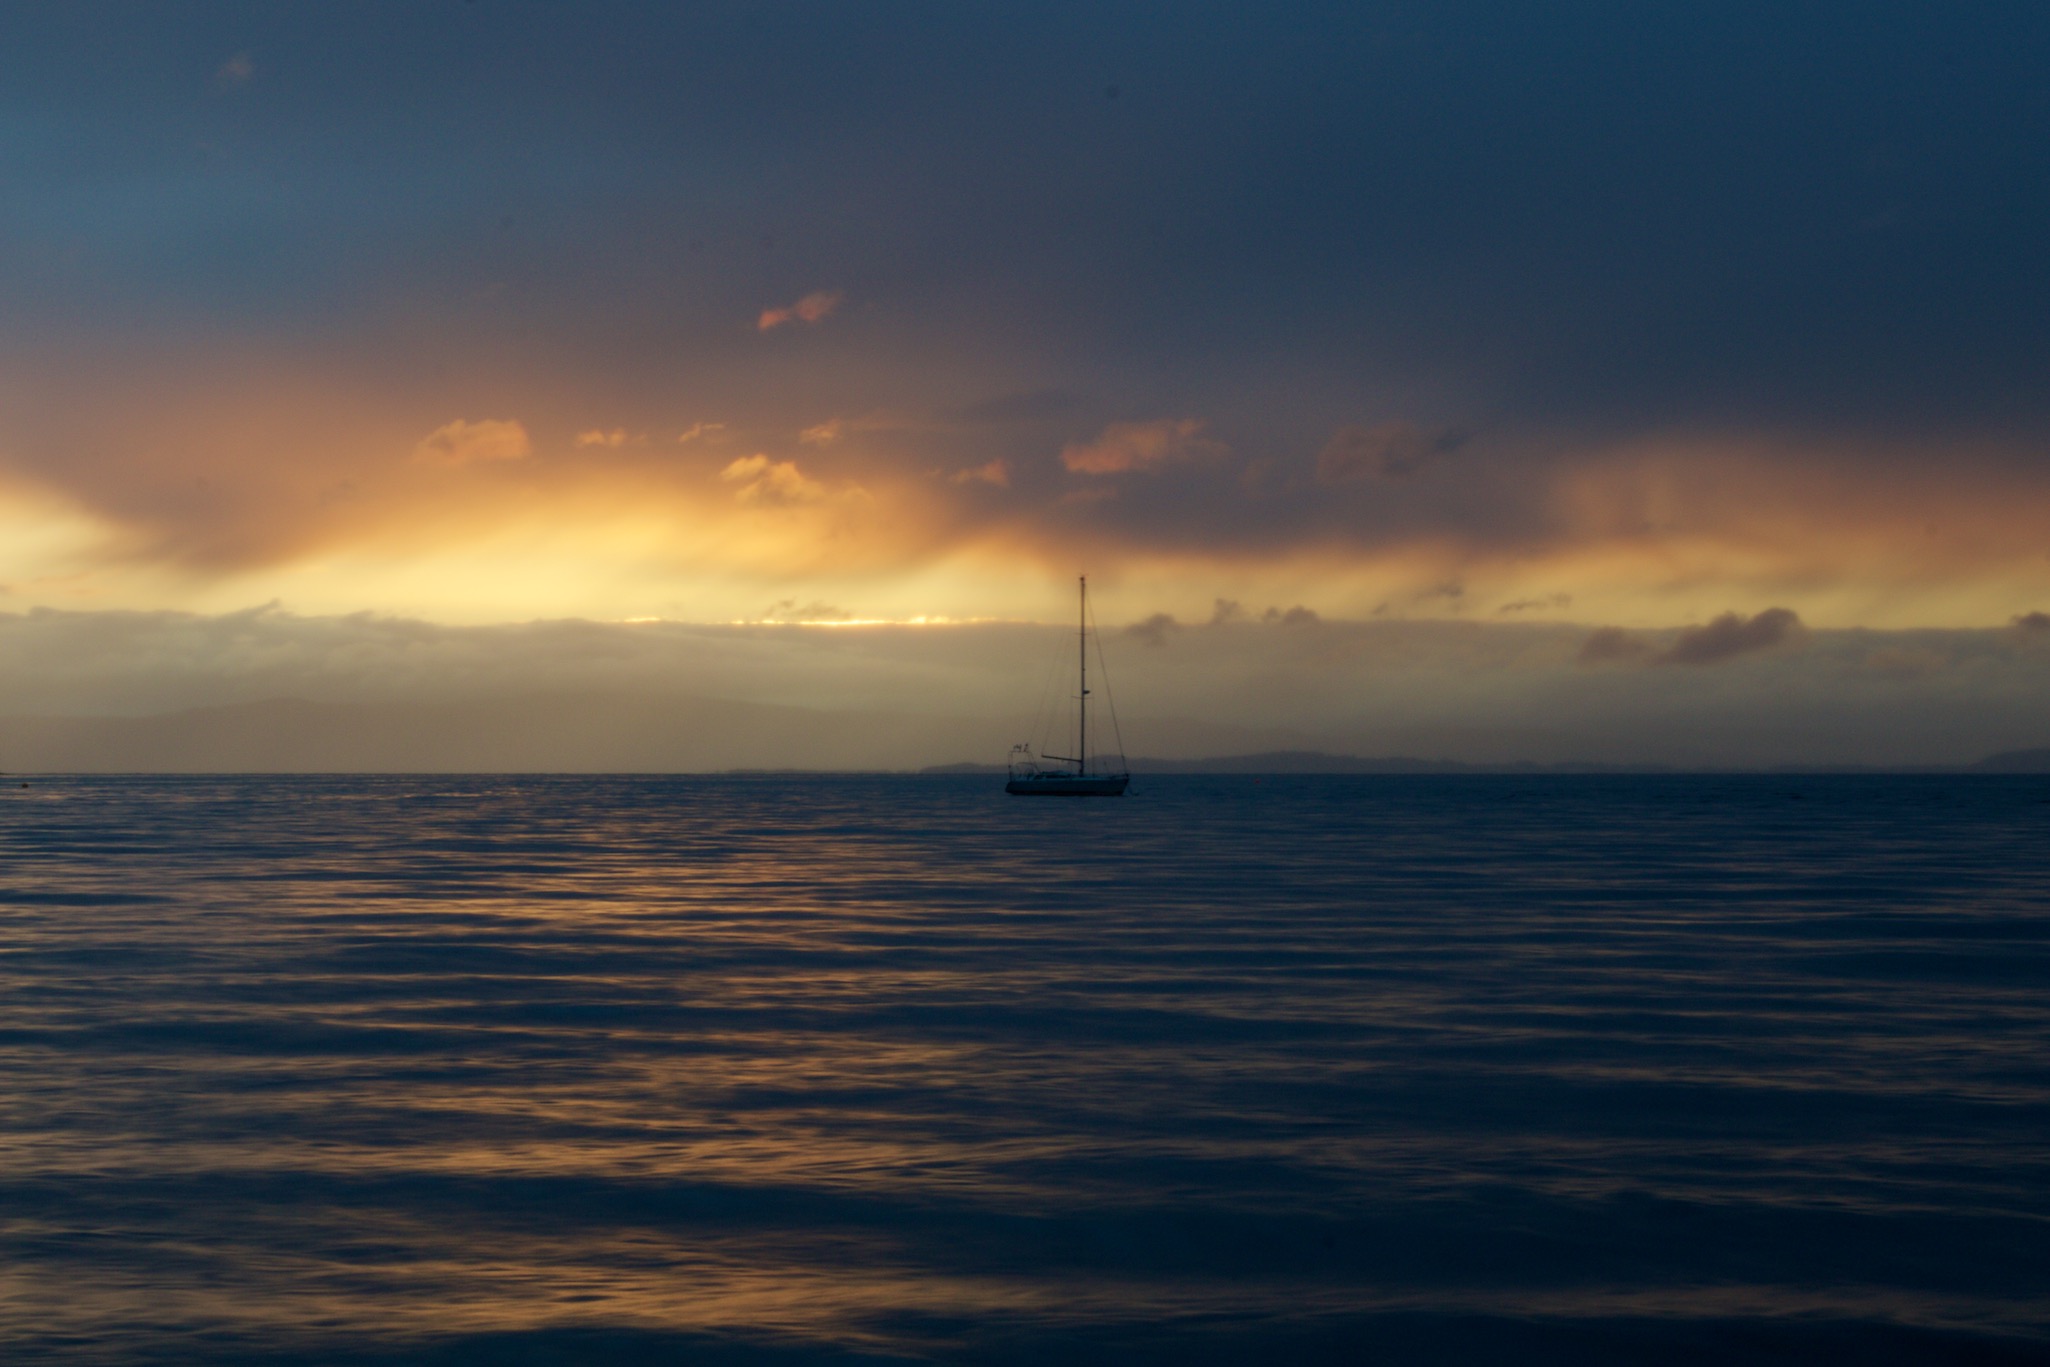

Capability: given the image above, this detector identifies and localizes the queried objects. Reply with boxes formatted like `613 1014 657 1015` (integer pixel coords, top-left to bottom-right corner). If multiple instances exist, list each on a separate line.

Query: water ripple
0 774 2045 1362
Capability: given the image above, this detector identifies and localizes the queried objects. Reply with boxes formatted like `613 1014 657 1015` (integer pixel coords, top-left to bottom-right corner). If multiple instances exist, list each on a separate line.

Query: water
0 774 2045 1364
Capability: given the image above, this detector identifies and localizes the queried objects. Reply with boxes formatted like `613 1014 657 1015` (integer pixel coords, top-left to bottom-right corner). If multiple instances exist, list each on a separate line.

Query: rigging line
1023 618 1068 758
1083 590 1129 772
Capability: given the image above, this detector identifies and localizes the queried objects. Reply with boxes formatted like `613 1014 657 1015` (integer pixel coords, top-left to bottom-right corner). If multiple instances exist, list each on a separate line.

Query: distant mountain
925 751 1672 775
1121 751 1474 774
941 749 2050 775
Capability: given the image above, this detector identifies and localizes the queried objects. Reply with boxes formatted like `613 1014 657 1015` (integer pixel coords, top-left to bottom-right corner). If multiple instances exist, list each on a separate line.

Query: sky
2 3 2048 763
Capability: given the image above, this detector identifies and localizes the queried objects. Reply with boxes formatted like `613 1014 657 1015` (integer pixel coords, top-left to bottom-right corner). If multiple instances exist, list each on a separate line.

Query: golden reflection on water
0 775 2046 1357
3 1237 2045 1353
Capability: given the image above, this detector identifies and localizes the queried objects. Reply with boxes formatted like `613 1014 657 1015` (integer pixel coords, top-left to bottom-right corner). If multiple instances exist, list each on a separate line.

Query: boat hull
1005 774 1129 797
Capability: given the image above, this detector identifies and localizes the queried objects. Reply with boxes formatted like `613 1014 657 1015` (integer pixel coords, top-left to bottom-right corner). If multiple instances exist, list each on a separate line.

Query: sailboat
1006 576 1131 796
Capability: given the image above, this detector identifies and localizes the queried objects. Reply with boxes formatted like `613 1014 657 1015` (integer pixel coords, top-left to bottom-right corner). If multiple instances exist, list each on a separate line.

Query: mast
1077 575 1088 775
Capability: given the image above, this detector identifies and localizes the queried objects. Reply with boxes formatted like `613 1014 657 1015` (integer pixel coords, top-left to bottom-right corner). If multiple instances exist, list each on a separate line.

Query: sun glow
3 371 2048 632
722 615 1007 627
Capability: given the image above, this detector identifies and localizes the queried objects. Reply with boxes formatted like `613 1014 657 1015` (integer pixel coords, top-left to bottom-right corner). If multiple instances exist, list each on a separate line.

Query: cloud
801 412 921 446
1061 418 1220 475
11 8 2050 644
1578 626 1651 664
949 460 1010 488
1662 607 1805 665
20 336 2050 634
1126 612 1179 647
8 605 2050 771
719 454 828 504
1499 594 1573 615
760 599 852 623
676 423 725 444
1317 423 1467 483
757 290 844 331
574 429 633 448
1580 608 1806 667
412 419 532 467
214 53 254 87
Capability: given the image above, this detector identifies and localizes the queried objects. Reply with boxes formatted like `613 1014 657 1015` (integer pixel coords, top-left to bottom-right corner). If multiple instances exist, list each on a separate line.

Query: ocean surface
1 774 2046 1364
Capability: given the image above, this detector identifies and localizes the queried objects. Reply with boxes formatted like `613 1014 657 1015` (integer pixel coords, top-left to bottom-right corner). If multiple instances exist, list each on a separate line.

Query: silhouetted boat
1007 576 1130 797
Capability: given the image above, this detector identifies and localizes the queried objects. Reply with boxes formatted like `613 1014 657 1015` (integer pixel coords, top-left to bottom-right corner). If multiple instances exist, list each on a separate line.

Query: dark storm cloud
3 1 2044 423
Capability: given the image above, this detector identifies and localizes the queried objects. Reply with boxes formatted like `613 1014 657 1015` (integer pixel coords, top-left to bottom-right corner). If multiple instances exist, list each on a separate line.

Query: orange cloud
16 339 2050 632
574 428 632 449
676 423 725 444
757 290 844 331
719 454 829 504
411 419 532 467
799 420 843 445
1061 418 1219 474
